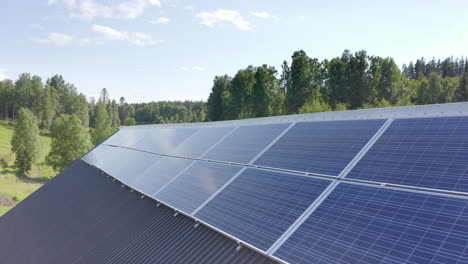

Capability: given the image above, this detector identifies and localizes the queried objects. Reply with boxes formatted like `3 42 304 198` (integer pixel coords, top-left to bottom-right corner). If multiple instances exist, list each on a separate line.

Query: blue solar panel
155 161 242 213
131 128 198 155
195 169 331 251
275 183 468 264
127 157 193 195
173 127 235 158
202 124 290 164
254 120 385 176
348 117 468 192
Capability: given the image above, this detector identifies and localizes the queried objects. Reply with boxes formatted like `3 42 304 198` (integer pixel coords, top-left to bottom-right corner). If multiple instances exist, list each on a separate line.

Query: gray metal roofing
0 159 277 264
121 102 468 129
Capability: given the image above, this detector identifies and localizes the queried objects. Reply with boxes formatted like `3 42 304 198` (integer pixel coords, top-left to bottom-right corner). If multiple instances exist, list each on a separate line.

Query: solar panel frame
253 119 387 176
154 161 244 214
195 169 333 251
201 123 291 164
347 116 468 192
273 182 468 264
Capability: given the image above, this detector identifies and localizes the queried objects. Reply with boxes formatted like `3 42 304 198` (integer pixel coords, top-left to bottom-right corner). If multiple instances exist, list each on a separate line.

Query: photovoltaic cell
173 127 235 158
82 144 115 168
348 117 468 192
102 128 146 148
254 120 385 176
195 169 331 251
82 145 161 183
275 183 468 264
155 161 242 213
202 123 290 164
127 157 194 195
131 128 198 155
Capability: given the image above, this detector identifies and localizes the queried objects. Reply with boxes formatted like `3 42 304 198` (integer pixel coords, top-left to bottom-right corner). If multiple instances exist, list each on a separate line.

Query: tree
38 85 56 130
0 79 15 119
47 114 92 171
253 65 277 117
207 75 230 121
123 117 136 126
285 50 313 113
457 73 468 101
99 88 110 104
92 102 113 145
11 108 40 175
229 66 256 119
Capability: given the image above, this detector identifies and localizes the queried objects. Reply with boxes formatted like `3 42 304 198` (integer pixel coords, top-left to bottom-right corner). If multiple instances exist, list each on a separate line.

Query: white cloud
60 0 160 20
250 11 277 19
196 9 251 31
35 32 75 46
193 66 205 72
149 17 170 24
0 68 8 80
179 66 189 71
30 23 43 30
48 0 57 4
92 24 160 46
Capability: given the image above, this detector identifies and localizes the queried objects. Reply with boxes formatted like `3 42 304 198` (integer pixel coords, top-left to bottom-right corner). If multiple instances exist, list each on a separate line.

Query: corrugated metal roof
0 160 277 264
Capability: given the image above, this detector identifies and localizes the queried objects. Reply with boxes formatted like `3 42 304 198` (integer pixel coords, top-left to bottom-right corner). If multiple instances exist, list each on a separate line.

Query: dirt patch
0 193 16 206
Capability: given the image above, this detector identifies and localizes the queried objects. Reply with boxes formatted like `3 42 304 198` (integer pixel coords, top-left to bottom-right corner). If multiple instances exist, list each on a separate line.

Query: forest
206 50 468 121
1 50 468 128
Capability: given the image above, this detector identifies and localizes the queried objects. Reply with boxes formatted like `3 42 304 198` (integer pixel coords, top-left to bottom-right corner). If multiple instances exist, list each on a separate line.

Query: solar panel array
82 116 468 264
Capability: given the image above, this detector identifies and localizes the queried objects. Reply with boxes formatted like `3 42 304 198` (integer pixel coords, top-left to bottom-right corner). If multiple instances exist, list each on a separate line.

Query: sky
1 0 468 102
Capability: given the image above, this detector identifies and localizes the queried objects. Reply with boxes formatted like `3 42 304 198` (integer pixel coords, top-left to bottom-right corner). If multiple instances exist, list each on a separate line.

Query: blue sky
1 0 467 102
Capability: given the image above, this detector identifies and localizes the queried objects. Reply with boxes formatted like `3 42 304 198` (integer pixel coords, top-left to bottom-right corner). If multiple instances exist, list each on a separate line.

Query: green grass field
0 120 57 217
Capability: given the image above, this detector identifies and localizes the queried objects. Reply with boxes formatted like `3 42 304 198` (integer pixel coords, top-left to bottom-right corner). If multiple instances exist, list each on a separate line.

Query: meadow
0 120 56 216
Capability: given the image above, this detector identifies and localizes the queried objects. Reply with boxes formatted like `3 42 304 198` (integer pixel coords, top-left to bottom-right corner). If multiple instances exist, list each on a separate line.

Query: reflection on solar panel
102 127 146 147
348 117 468 192
155 161 242 213
274 183 468 264
254 120 385 176
131 128 198 155
126 157 194 195
84 145 161 183
173 127 235 158
202 124 290 164
196 169 331 251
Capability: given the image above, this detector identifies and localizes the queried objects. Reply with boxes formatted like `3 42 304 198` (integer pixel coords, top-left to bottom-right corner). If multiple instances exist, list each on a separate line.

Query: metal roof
0 160 277 264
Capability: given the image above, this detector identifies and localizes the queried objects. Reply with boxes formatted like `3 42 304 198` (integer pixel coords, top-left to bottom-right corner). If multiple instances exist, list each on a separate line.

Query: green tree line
207 50 468 120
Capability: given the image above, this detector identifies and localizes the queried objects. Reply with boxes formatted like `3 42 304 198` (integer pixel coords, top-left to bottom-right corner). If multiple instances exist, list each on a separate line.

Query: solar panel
173 127 235 158
202 123 291 164
274 183 468 264
195 169 332 251
254 120 385 176
348 117 468 192
82 144 115 168
154 161 242 214
127 157 194 195
102 127 146 148
131 128 198 155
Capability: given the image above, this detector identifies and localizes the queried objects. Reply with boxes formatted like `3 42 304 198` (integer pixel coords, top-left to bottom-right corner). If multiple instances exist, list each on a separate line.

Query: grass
0 120 57 217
